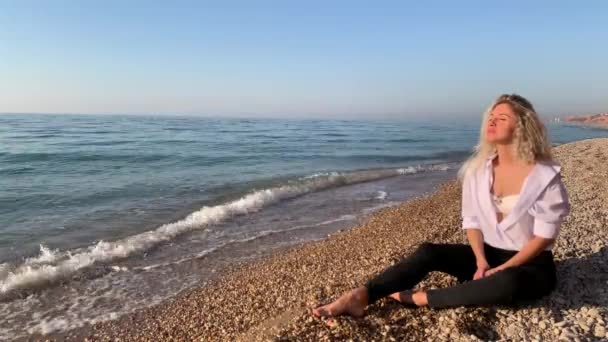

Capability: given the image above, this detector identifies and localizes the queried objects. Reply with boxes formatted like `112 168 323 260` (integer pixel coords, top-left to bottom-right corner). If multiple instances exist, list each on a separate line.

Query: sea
1 113 607 339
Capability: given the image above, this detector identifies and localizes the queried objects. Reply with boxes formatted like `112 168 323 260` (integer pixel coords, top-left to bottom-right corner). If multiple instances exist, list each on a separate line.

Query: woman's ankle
412 290 428 306
355 286 369 306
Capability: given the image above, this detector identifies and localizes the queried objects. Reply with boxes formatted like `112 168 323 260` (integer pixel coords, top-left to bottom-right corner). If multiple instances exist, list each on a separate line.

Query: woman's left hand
485 266 507 277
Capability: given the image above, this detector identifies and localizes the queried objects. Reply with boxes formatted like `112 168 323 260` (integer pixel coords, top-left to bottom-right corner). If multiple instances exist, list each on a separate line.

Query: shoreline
37 138 608 341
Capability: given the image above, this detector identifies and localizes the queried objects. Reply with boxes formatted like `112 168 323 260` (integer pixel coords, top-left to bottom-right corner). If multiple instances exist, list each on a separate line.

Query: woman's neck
494 144 517 167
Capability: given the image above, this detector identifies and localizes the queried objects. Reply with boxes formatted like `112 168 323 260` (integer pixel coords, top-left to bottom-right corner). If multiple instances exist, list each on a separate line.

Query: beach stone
555 320 567 327
561 328 576 338
594 325 606 338
587 308 600 318
505 326 516 337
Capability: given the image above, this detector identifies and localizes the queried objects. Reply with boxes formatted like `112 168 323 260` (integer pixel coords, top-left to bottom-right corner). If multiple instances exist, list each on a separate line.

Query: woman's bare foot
312 287 368 317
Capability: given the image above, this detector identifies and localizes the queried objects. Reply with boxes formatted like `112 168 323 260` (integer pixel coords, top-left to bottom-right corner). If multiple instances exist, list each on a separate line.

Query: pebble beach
37 137 608 341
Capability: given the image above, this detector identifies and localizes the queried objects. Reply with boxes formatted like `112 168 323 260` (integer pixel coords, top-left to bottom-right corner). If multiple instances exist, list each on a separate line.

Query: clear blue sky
1 0 607 120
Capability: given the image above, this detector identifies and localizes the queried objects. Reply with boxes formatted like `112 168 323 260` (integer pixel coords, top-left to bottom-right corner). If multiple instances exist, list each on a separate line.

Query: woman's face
486 103 518 144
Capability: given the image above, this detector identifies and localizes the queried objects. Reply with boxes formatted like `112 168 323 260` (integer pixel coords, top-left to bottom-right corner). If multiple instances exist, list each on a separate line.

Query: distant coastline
547 112 608 130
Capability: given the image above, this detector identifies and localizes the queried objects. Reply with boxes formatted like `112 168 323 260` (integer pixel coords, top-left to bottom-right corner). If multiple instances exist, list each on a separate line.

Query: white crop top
492 193 520 216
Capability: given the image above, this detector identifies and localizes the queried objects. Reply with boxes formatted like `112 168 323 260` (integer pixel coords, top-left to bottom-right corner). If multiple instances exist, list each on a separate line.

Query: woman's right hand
473 260 490 280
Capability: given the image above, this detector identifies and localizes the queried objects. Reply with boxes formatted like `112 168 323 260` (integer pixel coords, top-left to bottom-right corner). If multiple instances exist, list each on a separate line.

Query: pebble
587 308 600 318
578 322 589 332
594 325 606 338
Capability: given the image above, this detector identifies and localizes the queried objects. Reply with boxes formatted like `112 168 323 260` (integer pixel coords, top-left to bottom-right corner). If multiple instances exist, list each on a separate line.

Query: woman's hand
473 260 491 280
485 265 507 277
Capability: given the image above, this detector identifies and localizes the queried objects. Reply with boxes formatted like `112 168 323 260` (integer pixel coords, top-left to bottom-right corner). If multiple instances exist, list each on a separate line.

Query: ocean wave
134 214 357 272
0 152 244 167
0 162 452 298
0 152 169 163
317 132 349 137
321 137 431 144
338 150 472 164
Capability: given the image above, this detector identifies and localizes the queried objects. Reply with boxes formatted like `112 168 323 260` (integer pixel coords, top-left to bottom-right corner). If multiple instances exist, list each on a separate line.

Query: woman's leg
425 264 556 308
312 242 476 317
365 242 477 304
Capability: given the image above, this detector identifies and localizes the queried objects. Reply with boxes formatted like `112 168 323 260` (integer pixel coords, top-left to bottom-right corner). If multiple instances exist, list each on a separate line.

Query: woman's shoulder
531 159 564 189
535 158 562 173
527 159 568 204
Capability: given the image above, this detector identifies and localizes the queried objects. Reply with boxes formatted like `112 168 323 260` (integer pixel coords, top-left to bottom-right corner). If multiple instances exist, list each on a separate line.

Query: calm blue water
1 113 606 339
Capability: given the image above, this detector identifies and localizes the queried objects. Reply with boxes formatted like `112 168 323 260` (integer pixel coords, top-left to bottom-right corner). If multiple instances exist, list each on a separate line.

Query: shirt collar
485 151 498 168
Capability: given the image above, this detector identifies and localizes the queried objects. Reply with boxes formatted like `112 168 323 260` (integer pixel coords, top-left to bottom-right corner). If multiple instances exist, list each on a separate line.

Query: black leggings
364 242 557 308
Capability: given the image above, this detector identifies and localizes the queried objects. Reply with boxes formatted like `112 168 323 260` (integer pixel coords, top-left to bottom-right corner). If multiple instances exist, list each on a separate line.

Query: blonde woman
313 94 571 317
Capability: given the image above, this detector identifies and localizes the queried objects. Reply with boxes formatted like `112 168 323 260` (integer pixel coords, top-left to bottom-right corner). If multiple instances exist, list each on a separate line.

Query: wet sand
36 138 608 341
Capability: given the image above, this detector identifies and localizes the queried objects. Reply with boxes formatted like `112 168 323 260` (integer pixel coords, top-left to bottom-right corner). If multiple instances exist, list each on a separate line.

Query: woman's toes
312 305 332 317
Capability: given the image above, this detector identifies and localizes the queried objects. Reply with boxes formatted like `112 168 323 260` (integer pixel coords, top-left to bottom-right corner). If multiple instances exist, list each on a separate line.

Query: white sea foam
362 201 400 214
0 163 451 297
24 245 59 265
318 214 356 225
375 191 388 200
110 266 128 272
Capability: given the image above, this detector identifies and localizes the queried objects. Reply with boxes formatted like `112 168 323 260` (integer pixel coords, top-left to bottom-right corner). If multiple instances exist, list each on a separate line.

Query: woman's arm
466 229 490 279
486 236 553 275
461 171 490 278
466 229 487 264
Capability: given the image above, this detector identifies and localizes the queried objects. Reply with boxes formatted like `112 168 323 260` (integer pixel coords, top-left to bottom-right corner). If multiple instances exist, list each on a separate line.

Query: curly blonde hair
457 93 554 181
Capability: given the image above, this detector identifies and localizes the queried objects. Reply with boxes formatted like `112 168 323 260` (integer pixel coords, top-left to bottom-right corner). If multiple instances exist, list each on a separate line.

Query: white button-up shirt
462 153 571 251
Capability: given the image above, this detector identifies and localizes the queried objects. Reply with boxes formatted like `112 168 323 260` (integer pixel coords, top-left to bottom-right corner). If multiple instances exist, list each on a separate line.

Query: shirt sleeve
528 173 571 239
461 171 481 230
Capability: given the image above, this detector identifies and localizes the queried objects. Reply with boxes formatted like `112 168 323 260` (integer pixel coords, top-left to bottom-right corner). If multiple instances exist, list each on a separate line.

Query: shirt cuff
533 218 560 239
462 216 480 230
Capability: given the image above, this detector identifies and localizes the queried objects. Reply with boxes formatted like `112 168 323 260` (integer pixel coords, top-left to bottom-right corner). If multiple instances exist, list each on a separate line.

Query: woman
312 93 571 317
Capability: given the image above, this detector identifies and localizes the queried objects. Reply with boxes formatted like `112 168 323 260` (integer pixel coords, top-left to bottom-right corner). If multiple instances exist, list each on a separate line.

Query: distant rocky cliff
564 113 608 124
